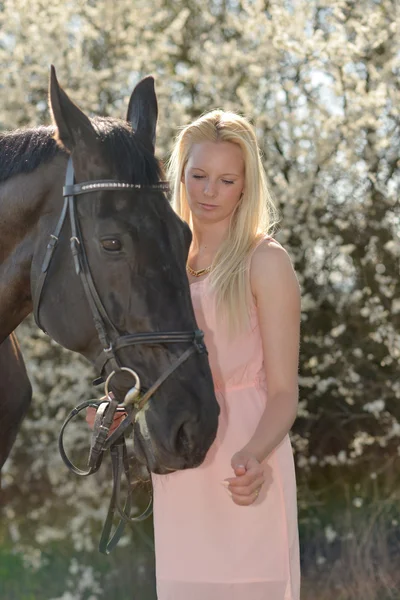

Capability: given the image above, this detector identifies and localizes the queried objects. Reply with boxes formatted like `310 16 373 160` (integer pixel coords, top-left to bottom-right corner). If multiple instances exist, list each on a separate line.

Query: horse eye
101 238 122 252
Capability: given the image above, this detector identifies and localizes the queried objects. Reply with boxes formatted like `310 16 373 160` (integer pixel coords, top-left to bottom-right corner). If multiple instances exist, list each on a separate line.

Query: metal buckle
104 367 141 407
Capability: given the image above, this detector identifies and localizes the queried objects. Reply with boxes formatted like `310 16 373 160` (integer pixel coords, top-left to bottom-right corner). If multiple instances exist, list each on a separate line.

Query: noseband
32 157 208 554
33 157 207 407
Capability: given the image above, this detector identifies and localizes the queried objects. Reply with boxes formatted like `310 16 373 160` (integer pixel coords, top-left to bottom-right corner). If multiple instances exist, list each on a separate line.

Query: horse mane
0 117 162 184
0 126 62 183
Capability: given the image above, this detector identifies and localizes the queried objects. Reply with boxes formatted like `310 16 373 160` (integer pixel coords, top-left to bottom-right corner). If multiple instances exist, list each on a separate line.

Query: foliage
0 0 399 598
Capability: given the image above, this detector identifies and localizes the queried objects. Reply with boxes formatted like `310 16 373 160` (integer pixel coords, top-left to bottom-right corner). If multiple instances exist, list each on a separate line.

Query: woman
152 110 301 600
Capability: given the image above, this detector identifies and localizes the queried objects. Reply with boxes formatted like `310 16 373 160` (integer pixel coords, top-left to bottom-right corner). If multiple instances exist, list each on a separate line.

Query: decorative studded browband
33 157 207 390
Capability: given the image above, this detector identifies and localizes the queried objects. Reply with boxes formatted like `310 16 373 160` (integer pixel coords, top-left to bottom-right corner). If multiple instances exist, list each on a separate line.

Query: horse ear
49 65 98 153
126 76 158 154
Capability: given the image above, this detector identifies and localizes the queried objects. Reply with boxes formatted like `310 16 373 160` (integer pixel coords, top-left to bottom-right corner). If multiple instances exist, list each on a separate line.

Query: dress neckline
189 275 210 287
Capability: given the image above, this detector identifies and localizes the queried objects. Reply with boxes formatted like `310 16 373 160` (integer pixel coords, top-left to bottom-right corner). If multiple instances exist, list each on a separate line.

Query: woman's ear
181 169 186 184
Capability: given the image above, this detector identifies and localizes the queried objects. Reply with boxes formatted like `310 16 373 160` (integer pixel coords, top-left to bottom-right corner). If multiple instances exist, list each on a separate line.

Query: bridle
33 157 206 401
32 156 207 553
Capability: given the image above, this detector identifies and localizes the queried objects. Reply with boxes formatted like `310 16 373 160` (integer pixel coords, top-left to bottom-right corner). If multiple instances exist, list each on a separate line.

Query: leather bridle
32 156 208 553
33 157 207 406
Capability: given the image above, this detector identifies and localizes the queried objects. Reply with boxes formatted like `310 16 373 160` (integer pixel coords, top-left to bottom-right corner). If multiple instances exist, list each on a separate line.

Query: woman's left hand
223 450 265 506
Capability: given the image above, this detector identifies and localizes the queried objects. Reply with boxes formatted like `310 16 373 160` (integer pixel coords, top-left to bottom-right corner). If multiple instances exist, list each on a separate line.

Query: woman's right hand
85 404 128 434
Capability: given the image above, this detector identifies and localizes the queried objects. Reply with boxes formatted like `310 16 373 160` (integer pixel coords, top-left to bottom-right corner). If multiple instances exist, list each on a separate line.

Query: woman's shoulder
249 235 299 298
250 234 287 260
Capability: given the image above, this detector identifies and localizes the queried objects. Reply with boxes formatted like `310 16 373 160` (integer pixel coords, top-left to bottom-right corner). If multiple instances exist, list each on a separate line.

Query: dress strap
247 234 281 266
246 235 282 310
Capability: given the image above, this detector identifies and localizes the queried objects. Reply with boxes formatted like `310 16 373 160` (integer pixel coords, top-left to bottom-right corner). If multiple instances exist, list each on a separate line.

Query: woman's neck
190 218 229 256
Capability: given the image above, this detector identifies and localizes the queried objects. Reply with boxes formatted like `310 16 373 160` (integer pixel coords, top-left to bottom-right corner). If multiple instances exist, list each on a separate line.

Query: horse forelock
90 116 163 185
0 117 163 186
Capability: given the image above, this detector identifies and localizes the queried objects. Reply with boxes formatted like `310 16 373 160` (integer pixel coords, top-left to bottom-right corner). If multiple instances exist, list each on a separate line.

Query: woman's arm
225 240 301 505
242 239 301 462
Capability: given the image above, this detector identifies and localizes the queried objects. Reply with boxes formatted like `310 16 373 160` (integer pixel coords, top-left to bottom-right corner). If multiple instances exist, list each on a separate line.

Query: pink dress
151 237 300 600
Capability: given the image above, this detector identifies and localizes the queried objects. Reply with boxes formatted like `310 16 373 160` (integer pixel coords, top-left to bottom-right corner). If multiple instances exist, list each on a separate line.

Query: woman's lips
199 202 218 210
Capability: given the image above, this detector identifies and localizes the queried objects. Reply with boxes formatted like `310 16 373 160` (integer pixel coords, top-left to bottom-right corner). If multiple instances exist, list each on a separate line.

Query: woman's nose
204 182 217 197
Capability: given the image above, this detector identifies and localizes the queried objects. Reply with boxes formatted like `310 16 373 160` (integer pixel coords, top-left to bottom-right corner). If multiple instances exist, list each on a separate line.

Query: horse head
29 67 219 474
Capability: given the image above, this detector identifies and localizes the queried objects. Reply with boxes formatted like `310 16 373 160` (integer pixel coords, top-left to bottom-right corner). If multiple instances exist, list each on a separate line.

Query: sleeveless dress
151 236 301 600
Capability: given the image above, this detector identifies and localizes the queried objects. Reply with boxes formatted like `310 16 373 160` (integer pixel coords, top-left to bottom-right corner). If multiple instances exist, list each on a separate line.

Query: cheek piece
33 157 208 554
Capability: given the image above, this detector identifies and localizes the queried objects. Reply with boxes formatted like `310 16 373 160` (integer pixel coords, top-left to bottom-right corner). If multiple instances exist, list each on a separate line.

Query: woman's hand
85 404 128 434
223 450 266 506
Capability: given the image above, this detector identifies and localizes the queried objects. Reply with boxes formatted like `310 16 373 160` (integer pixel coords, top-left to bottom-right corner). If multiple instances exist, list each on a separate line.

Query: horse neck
0 155 66 340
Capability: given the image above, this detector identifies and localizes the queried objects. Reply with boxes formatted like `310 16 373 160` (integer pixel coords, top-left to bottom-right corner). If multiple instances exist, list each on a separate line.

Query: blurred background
0 0 399 598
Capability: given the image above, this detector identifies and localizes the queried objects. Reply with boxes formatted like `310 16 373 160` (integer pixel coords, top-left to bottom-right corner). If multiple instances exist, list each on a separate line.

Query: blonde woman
151 110 301 600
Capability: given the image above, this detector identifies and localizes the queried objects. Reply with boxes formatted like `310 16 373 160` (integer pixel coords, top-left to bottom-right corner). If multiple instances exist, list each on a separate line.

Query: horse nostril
174 419 197 457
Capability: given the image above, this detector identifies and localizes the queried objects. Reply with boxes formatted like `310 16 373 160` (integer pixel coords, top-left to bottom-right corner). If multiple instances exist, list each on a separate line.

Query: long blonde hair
168 110 280 335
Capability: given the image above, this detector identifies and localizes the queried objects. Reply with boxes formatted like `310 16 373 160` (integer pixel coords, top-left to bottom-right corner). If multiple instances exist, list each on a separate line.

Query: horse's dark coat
0 334 32 483
0 71 219 479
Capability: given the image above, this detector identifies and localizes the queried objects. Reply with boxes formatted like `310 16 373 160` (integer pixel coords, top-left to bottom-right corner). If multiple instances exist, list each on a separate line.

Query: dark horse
0 67 219 480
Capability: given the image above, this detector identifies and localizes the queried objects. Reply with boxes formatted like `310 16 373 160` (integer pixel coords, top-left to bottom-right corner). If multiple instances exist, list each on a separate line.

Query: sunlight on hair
168 110 280 336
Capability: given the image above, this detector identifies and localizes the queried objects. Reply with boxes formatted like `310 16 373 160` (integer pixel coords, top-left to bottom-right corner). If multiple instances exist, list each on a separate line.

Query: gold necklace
186 263 212 278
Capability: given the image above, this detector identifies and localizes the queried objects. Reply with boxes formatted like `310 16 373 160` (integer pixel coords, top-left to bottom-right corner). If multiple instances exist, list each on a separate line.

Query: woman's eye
192 174 205 179
222 179 234 185
101 238 122 252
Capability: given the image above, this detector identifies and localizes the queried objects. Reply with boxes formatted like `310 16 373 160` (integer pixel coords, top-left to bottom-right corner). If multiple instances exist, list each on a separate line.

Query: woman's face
183 141 245 224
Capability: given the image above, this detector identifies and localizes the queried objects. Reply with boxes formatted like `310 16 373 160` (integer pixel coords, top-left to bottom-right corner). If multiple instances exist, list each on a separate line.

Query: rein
58 394 153 554
33 157 207 553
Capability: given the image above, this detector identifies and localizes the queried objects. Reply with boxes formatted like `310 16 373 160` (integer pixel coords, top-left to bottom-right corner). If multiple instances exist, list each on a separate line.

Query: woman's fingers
223 468 265 505
85 406 97 428
108 411 127 433
85 406 127 432
232 493 258 506
230 485 263 506
225 467 264 489
228 475 265 498
224 456 271 505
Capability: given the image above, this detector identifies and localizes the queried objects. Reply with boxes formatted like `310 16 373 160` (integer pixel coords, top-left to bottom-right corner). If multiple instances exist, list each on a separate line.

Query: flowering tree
0 0 399 597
